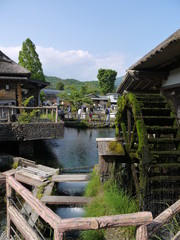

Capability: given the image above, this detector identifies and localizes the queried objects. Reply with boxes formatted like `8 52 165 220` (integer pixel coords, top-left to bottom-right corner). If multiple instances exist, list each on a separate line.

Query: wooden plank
148 199 180 237
136 225 148 240
7 175 61 229
22 166 51 178
8 205 40 240
37 164 59 175
2 169 16 176
18 157 36 168
15 172 47 187
58 212 153 232
41 196 92 205
51 174 90 182
17 169 47 181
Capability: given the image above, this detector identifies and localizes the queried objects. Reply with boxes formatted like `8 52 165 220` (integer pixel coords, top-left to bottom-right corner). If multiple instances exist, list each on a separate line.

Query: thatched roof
117 29 180 93
129 29 180 71
0 51 31 77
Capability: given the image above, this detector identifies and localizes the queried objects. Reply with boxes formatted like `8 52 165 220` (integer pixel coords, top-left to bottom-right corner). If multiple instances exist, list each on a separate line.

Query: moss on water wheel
116 93 180 213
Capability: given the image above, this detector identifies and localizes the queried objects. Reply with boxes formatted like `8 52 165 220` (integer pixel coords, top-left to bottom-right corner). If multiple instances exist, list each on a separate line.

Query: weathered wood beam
7 175 61 229
147 199 180 237
41 196 92 205
171 231 180 240
8 205 40 240
15 172 46 187
58 212 153 232
51 174 90 182
136 225 148 240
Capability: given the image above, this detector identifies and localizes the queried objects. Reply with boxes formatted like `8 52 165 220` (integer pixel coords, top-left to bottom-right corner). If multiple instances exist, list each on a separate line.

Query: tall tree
19 38 45 81
97 68 117 94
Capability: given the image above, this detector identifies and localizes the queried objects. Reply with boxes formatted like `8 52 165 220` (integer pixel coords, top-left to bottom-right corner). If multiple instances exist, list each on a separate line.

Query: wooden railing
0 105 58 123
6 174 153 240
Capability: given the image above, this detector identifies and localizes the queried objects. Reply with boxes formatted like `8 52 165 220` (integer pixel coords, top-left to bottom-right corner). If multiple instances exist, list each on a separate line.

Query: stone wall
0 122 64 142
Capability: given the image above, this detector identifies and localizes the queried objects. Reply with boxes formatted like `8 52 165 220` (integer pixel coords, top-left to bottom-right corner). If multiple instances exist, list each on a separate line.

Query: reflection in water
58 181 88 196
44 127 115 170
56 207 85 219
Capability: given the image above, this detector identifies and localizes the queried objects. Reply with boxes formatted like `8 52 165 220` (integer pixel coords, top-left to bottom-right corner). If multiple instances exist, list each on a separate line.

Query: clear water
34 127 115 171
55 207 85 219
57 181 88 196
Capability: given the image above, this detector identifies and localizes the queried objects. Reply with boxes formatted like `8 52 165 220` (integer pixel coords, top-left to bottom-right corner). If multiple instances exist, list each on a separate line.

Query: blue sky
1 0 180 81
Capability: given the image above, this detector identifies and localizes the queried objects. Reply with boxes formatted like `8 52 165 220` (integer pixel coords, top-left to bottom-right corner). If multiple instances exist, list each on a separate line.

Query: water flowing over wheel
116 93 180 213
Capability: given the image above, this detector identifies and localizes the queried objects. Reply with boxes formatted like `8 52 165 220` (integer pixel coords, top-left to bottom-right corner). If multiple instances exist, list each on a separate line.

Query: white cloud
0 46 127 81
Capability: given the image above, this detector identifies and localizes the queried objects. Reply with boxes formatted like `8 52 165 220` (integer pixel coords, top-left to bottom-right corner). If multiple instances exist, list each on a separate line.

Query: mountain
45 75 124 92
45 76 100 92
115 76 124 87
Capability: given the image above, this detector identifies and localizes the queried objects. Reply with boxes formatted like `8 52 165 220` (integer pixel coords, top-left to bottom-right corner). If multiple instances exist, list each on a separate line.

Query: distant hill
115 76 124 87
45 75 124 92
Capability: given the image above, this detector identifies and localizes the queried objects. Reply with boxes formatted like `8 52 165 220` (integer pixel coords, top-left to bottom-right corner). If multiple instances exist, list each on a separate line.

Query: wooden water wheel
116 93 180 213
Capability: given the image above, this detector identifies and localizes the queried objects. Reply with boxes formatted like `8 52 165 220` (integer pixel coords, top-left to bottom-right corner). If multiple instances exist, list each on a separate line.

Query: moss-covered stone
108 141 124 155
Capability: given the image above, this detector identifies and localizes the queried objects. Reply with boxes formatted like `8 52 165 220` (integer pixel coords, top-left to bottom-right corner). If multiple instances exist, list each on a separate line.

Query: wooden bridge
2 159 180 240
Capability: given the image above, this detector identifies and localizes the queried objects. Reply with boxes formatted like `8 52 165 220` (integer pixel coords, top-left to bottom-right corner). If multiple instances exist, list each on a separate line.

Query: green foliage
40 113 55 122
19 38 45 81
106 99 111 108
81 169 138 240
85 168 102 197
56 81 64 90
97 68 117 94
58 85 92 110
40 91 46 105
18 96 39 123
45 76 101 93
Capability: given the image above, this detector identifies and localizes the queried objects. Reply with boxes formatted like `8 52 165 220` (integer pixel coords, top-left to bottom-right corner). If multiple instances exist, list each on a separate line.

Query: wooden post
56 106 58 123
6 176 12 239
52 109 54 119
136 225 148 240
148 199 180 237
127 109 131 143
46 108 48 117
54 229 64 240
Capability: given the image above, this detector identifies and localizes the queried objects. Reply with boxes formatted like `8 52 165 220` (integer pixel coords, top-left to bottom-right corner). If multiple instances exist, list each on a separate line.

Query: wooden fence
6 173 180 240
6 174 153 240
0 105 58 123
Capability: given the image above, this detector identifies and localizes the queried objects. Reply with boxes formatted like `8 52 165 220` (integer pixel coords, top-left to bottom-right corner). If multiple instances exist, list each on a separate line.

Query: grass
81 169 138 240
40 113 55 122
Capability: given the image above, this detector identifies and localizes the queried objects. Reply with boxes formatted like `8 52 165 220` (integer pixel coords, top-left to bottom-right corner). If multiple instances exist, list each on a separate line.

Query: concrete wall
0 122 64 142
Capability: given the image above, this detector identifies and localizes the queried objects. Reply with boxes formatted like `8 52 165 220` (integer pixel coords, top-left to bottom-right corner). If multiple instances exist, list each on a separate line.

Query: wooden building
117 29 180 121
0 50 48 107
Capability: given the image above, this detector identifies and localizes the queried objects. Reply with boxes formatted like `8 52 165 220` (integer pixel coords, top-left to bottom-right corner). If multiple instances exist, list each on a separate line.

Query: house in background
89 93 119 110
0 50 64 156
41 88 62 105
0 51 48 108
117 29 180 121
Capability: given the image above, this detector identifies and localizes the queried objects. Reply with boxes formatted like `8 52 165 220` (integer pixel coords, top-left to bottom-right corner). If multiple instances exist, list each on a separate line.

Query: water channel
0 127 115 238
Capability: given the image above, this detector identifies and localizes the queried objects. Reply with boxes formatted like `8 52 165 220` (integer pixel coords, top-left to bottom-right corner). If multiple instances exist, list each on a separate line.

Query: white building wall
162 67 180 87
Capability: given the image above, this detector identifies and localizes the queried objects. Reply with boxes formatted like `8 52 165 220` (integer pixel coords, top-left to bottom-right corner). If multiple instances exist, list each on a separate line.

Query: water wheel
116 93 180 213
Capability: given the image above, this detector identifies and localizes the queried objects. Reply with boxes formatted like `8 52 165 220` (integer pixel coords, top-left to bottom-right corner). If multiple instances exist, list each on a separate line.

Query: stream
0 127 115 238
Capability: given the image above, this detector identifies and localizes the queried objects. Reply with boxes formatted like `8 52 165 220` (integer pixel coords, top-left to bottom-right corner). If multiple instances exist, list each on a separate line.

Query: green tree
58 85 92 110
56 81 64 90
19 38 45 81
97 68 117 94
